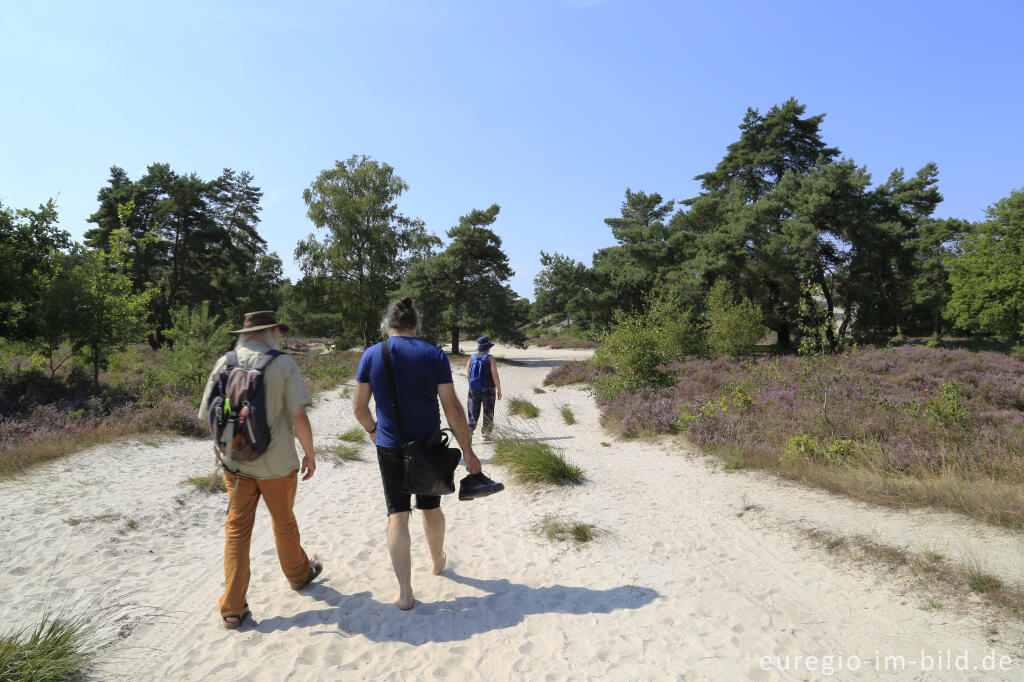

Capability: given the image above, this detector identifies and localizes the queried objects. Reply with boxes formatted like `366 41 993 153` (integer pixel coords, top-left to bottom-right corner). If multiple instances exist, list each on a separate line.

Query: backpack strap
225 351 239 369
253 349 282 372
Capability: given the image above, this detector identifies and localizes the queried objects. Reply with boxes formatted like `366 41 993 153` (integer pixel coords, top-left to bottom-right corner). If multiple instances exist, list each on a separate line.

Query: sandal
291 555 323 591
222 607 250 630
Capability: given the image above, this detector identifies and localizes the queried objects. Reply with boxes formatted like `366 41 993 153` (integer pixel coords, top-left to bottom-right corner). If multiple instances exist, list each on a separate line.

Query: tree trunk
776 322 792 352
450 328 460 355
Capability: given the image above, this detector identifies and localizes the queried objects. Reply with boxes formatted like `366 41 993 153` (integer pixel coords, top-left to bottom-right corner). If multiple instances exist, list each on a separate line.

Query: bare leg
387 512 414 609
422 507 446 575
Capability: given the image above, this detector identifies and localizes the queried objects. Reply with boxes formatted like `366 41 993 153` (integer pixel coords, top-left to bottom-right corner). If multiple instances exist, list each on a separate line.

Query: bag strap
380 338 407 443
253 349 282 372
225 351 239 369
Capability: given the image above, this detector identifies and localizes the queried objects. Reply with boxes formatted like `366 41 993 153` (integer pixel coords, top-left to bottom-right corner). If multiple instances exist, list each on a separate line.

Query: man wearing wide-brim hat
198 310 323 628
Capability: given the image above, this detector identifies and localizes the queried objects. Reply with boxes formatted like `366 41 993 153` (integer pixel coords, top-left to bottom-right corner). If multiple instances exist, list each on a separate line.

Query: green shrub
781 434 819 462
320 443 363 461
493 437 584 485
508 397 540 419
704 279 765 357
925 380 970 427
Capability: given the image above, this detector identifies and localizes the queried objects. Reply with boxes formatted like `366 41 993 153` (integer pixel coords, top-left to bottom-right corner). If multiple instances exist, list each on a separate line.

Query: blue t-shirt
356 336 453 449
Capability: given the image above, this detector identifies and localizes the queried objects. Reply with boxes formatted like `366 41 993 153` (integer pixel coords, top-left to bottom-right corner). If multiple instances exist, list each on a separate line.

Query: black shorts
376 446 441 515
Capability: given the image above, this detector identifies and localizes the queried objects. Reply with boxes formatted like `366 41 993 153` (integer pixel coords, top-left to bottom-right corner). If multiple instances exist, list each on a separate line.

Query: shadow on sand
250 571 659 644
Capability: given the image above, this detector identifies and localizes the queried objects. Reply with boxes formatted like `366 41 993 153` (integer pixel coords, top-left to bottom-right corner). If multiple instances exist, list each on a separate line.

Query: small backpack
206 350 281 462
468 353 490 391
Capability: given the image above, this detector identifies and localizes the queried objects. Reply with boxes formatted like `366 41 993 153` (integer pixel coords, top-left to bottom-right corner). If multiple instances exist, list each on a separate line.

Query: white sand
2 345 1024 680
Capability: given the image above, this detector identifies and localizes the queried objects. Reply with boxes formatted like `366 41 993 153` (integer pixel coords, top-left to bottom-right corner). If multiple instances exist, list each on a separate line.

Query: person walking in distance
466 336 502 441
352 297 482 610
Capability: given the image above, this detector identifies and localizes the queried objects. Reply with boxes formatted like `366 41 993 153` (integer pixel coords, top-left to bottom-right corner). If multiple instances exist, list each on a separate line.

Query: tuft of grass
320 443 363 461
0 597 120 682
65 513 121 527
538 515 601 545
966 569 1002 595
533 387 546 394
493 436 584 486
920 598 944 611
507 397 540 419
559 405 576 425
119 519 139 535
181 472 227 494
337 428 366 443
600 442 611 447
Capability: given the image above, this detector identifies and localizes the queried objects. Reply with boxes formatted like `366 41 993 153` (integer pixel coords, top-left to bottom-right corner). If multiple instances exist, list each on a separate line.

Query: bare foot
432 552 447 575
392 592 414 610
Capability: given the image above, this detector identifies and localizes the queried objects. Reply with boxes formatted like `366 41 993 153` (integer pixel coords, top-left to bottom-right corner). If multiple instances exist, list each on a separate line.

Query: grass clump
0 599 118 682
559 405 576 425
181 472 227 494
507 397 540 419
538 515 601 545
533 387 546 394
493 436 584 486
320 443 363 461
337 428 366 443
65 513 121 527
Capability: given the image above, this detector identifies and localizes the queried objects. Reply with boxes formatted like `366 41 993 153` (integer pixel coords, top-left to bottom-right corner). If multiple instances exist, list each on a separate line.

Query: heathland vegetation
3 98 1024 528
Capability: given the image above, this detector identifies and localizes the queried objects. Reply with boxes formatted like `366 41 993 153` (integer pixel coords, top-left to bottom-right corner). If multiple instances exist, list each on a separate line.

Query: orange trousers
219 470 310 617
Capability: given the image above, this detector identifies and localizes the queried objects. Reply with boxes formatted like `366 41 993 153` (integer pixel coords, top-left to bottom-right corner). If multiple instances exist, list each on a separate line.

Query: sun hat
476 336 495 351
230 311 290 335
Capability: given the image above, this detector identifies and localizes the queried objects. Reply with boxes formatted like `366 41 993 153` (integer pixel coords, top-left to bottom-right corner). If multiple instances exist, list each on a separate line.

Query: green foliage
946 189 1024 342
0 199 70 342
593 294 700 400
925 380 970 427
84 165 283 346
400 204 525 352
532 251 591 325
295 155 439 347
704 280 764 357
507 397 540 419
68 224 155 385
159 301 232 401
493 437 584 485
782 434 819 462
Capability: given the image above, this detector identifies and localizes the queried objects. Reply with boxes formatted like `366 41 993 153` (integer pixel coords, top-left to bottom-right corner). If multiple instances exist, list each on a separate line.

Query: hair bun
400 296 414 308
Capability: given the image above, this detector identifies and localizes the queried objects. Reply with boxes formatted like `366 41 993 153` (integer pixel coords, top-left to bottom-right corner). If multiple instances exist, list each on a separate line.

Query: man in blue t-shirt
352 297 481 610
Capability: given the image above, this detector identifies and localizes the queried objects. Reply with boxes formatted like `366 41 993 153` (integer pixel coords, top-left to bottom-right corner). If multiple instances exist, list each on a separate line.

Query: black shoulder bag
381 338 462 496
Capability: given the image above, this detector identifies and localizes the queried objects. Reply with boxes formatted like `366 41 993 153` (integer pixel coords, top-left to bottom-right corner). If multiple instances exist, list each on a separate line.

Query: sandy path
1 346 1022 680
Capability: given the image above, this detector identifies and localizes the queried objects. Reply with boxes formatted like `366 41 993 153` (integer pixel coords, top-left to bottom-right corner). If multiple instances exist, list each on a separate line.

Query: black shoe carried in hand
459 472 505 501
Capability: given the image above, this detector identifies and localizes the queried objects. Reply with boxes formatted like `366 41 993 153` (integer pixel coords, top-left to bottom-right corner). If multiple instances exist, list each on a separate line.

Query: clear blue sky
3 0 1022 300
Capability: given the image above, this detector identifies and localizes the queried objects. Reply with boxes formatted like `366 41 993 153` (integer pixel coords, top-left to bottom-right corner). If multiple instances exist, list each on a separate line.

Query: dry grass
722 448 1024 529
805 529 1024 619
181 472 227 494
538 515 602 545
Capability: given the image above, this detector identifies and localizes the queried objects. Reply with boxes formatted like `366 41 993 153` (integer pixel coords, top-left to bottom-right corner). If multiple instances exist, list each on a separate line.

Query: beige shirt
198 340 312 479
